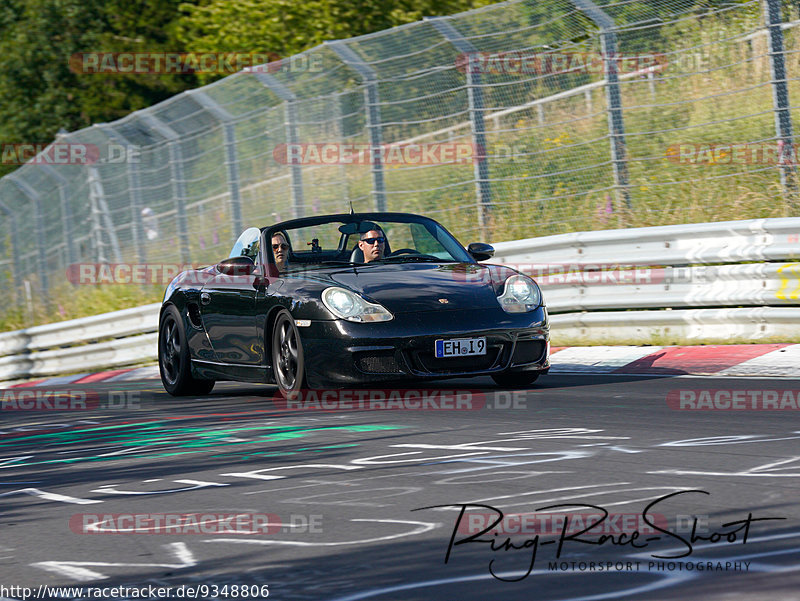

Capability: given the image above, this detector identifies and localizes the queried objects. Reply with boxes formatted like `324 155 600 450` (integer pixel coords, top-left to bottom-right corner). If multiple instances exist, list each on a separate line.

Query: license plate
435 337 486 358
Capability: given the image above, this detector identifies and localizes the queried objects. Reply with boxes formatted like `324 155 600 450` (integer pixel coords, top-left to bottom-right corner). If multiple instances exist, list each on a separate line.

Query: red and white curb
3 344 799 389
3 366 160 389
549 343 798 376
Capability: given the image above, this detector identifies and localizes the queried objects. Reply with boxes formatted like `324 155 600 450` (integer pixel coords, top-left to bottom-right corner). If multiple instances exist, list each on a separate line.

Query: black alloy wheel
159 304 215 396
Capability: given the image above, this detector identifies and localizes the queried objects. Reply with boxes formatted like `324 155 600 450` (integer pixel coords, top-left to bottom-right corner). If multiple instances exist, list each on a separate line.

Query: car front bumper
299 306 549 388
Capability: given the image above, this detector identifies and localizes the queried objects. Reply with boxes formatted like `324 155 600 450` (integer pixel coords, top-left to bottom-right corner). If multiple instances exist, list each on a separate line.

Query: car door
200 229 266 366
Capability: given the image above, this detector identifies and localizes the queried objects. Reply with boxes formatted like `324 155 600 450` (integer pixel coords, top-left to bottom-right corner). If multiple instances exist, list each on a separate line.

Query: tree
0 0 201 177
175 0 496 82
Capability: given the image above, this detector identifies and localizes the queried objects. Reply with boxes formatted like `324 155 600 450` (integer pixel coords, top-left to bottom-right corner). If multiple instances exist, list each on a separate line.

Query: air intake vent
511 340 546 365
186 303 204 329
355 352 403 374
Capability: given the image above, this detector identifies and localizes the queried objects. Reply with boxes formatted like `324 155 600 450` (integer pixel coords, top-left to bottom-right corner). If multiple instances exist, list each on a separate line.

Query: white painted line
206 518 438 547
32 542 195 582
0 487 101 504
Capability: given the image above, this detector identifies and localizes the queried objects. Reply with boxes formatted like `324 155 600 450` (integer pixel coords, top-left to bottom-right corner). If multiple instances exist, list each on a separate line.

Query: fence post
86 166 123 264
188 90 245 236
763 0 797 203
332 93 350 206
7 174 49 300
0 198 23 300
426 16 492 241
95 124 147 264
571 0 631 211
251 72 306 218
38 163 78 269
326 41 387 212
140 113 192 263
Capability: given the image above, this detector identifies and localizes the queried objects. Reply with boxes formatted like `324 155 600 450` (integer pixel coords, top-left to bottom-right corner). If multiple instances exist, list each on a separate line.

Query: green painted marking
1 423 407 467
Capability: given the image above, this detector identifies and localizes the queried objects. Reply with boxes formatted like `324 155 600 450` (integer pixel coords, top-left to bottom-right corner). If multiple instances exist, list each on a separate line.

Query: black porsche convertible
158 212 550 396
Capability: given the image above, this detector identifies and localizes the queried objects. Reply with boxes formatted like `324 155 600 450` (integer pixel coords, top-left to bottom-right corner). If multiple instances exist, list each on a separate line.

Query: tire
491 371 540 388
271 310 307 397
159 305 215 396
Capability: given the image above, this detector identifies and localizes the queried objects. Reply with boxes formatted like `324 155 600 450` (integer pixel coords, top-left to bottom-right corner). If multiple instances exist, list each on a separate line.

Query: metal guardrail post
0 198 23 300
7 174 49 299
38 164 78 268
187 90 245 235
326 41 387 212
95 124 147 264
426 17 492 241
572 0 631 211
139 113 192 264
250 72 306 219
763 0 798 204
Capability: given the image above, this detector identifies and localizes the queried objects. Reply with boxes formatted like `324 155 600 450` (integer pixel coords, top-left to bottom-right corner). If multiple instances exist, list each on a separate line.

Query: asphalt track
1 373 799 600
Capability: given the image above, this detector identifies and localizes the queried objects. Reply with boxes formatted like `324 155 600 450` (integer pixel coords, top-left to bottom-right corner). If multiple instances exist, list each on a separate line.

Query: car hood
322 262 503 314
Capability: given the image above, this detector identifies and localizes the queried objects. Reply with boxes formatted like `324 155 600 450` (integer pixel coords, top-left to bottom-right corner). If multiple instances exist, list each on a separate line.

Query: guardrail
490 218 800 267
0 304 161 381
1 217 799 382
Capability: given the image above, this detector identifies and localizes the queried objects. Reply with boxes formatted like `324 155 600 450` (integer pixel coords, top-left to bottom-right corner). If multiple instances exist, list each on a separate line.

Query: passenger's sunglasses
360 236 385 245
272 243 289 250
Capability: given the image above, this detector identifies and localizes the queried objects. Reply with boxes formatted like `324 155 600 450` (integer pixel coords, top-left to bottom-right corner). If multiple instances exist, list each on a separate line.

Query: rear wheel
159 305 215 396
271 310 307 397
491 371 540 388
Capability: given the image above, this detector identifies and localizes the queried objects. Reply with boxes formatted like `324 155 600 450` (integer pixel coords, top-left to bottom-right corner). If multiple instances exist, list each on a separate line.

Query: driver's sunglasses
272 243 289 250
360 236 385 245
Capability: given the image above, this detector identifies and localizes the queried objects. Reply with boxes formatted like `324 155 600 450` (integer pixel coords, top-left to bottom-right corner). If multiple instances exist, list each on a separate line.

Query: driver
358 228 386 263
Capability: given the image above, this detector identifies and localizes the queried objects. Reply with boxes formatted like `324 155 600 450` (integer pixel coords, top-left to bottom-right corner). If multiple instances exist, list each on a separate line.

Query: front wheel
159 305 215 396
271 310 307 397
491 371 540 388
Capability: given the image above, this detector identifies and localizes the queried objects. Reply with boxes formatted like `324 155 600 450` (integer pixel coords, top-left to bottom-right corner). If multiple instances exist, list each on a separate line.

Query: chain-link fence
1 0 799 321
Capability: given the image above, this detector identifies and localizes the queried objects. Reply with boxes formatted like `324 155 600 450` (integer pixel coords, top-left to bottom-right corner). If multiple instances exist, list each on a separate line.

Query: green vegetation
0 282 163 331
0 0 198 179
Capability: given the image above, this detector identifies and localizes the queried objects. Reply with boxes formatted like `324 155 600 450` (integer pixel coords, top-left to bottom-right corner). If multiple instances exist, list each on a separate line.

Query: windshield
265 214 473 271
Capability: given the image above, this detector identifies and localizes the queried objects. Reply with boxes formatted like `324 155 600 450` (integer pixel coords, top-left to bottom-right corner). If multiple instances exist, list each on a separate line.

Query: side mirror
467 242 494 261
216 256 256 276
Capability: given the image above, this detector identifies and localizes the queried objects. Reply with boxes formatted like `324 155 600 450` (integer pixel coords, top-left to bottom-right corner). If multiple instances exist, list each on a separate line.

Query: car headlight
322 287 393 322
497 275 542 313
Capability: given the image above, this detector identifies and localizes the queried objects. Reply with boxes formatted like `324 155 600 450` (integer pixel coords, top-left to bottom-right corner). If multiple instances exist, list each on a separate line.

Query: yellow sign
776 263 800 300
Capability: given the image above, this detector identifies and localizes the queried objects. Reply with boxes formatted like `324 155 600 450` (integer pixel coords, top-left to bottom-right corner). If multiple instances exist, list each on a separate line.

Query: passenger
272 231 290 272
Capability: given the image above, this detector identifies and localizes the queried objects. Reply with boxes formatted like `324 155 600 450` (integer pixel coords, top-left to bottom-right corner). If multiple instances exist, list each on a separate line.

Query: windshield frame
262 212 474 271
